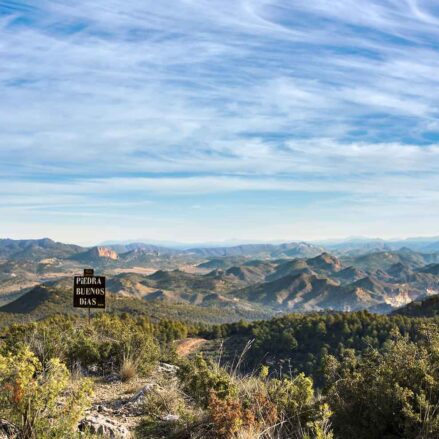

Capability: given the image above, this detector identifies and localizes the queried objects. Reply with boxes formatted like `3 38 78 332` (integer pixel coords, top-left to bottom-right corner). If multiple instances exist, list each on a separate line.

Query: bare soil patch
175 338 207 357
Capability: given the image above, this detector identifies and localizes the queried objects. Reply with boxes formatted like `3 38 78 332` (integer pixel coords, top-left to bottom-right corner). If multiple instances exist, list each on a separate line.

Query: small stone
161 414 180 422
158 363 179 374
105 373 121 383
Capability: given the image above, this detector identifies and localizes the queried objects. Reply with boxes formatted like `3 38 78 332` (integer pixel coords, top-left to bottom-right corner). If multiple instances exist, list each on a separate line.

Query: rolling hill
0 238 85 260
186 242 324 258
232 272 387 311
419 263 439 276
0 284 273 327
343 249 439 272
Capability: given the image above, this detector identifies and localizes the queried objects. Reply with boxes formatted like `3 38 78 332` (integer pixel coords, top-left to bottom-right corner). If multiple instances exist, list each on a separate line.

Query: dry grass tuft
120 356 137 382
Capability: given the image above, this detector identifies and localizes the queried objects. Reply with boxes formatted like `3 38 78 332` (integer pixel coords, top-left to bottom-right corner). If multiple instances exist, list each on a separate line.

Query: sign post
73 269 106 323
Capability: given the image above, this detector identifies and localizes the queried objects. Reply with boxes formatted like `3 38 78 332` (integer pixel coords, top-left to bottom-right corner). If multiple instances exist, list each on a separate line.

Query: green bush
67 328 101 368
325 328 439 439
178 356 238 407
0 314 162 376
0 345 93 438
91 314 160 375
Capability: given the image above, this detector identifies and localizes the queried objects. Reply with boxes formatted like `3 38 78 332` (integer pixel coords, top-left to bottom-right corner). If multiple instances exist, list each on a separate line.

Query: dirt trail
175 338 207 357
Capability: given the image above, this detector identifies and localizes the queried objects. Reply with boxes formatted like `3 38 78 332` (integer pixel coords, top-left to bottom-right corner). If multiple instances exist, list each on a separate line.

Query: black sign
73 270 106 309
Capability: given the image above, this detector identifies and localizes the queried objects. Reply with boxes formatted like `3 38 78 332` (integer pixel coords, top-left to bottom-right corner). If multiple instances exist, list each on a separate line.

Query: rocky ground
79 363 180 438
1 363 180 439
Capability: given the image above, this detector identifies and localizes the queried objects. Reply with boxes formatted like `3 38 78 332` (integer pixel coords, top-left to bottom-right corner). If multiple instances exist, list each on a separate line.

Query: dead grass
120 357 137 382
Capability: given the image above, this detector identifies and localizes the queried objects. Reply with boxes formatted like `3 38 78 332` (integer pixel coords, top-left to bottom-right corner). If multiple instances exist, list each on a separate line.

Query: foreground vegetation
1 311 439 438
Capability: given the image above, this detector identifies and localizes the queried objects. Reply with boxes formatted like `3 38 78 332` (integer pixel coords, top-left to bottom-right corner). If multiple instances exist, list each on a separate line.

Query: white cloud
1 0 439 240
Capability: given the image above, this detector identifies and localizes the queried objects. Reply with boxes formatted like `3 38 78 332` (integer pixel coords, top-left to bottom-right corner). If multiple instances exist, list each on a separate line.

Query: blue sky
0 0 439 245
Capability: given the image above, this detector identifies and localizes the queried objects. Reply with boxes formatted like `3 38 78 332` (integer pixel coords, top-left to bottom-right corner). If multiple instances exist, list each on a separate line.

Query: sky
0 0 439 245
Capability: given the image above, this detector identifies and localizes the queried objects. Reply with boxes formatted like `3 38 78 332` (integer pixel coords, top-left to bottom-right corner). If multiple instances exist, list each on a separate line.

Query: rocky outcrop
72 246 119 263
93 247 119 260
78 414 130 438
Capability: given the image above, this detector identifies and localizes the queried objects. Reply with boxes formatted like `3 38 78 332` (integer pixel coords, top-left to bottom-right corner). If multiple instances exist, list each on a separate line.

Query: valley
1 237 439 324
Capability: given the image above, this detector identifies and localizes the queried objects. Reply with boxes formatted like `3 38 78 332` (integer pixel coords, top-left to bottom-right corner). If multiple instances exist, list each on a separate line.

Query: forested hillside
198 311 432 386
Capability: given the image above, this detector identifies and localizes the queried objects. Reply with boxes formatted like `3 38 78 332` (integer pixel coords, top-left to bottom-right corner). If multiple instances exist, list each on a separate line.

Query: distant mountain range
320 236 439 254
0 238 84 260
102 236 439 253
0 239 328 268
1 237 438 320
2 236 439 263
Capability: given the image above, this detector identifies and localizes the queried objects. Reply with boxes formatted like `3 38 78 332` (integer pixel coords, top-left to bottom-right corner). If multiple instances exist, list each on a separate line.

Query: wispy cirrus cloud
0 0 439 242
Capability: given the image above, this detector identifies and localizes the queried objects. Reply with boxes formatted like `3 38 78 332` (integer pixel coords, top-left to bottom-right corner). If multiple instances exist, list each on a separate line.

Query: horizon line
1 234 439 249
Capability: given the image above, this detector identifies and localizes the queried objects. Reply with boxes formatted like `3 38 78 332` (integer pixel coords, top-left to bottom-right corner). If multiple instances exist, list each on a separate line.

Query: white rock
158 362 179 374
161 414 180 422
129 383 155 404
79 414 130 439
